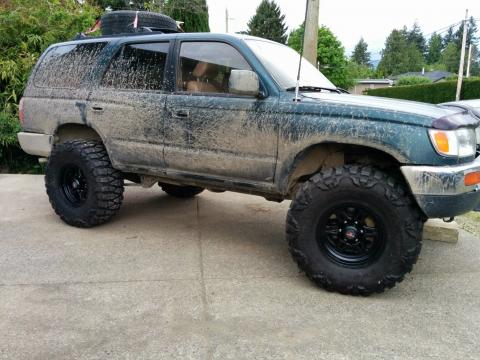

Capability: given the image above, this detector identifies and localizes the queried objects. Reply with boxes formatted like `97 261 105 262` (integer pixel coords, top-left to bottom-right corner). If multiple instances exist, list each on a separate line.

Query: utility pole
226 8 229 33
225 8 234 33
303 0 319 66
456 9 468 101
466 44 473 78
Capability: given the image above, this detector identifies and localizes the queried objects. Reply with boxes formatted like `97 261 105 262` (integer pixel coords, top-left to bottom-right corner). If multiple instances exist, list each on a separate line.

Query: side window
34 42 106 89
101 42 169 91
178 42 252 94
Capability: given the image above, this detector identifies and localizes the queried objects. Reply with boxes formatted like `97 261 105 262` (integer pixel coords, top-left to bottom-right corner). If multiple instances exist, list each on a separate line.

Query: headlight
429 128 477 157
476 127 480 147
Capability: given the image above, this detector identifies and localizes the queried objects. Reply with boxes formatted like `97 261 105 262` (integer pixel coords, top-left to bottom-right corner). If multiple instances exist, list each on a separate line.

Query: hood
295 92 465 128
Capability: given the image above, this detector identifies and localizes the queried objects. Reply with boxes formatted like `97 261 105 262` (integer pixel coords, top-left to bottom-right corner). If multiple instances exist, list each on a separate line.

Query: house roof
391 71 454 82
356 79 393 85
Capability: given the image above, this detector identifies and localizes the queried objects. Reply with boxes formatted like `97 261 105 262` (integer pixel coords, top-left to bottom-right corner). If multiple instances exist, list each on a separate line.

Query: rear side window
34 42 106 89
101 42 169 91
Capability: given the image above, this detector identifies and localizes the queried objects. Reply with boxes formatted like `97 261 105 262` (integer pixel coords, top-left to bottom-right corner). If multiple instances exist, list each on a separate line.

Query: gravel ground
458 211 480 239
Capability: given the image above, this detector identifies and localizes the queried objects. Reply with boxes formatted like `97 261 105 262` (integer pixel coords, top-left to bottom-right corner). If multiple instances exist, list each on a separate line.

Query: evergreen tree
443 26 455 47
377 29 424 76
247 0 287 44
351 38 371 67
439 17 479 75
441 42 459 73
164 0 209 32
454 17 478 49
407 22 427 56
469 46 480 76
426 33 443 65
288 25 353 88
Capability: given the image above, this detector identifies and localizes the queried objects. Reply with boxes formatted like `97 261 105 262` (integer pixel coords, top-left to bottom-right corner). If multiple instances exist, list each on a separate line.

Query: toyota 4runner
18 31 480 295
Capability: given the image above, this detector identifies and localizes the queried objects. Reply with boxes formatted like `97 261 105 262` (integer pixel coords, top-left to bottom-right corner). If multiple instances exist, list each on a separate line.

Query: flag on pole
133 11 139 29
85 18 101 34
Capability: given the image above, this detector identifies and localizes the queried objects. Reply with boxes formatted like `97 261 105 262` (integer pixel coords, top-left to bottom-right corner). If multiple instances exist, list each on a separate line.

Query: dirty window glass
178 42 252 94
101 42 169 91
34 42 106 89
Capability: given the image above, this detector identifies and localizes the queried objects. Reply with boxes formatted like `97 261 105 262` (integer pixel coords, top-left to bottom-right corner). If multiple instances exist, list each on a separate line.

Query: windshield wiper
286 86 341 94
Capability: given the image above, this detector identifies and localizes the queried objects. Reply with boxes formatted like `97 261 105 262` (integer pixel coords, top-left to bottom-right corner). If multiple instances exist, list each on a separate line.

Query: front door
164 41 278 183
87 41 171 172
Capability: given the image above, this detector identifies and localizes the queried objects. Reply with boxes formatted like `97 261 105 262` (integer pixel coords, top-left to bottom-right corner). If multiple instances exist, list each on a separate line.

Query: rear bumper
17 132 53 157
401 156 480 218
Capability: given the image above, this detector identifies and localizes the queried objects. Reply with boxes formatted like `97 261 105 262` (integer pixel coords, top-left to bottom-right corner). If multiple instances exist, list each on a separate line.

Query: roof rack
73 26 180 41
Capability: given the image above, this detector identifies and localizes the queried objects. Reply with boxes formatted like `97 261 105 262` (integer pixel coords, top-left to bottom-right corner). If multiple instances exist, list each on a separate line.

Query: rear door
163 40 279 183
87 41 171 172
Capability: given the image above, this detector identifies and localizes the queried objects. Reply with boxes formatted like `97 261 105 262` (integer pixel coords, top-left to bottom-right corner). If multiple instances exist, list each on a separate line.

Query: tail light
19 97 25 125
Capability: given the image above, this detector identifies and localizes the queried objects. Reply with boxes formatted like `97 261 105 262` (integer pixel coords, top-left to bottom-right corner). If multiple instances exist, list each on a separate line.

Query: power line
424 21 462 38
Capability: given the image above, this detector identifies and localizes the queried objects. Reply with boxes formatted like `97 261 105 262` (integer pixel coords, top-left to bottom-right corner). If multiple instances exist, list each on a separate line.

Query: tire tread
286 165 423 296
45 140 124 228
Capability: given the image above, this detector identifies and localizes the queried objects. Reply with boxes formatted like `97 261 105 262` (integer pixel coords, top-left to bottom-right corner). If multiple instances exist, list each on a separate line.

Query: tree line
377 19 479 76
246 0 479 85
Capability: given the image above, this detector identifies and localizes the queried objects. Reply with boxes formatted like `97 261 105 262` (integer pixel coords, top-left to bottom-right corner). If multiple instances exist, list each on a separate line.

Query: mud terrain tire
101 11 177 35
286 165 424 296
159 183 204 198
45 140 124 228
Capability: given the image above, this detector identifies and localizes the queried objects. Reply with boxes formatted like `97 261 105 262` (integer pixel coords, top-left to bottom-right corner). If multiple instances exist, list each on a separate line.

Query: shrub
364 79 480 104
396 76 432 86
0 0 100 173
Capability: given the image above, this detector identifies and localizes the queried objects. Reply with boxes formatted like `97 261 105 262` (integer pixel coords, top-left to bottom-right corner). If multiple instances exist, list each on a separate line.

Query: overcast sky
206 0 480 59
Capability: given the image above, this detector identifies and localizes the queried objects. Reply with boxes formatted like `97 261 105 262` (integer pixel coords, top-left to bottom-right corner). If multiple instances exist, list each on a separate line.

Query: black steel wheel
45 140 124 228
286 165 424 296
60 164 88 207
318 203 385 267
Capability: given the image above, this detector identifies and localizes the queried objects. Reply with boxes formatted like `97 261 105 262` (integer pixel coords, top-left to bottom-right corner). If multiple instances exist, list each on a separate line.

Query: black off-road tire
286 165 424 296
101 10 178 35
45 140 124 228
159 183 204 198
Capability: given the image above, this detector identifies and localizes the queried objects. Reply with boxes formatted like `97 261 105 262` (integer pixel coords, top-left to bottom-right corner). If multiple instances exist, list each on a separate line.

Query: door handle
171 109 190 118
91 106 104 113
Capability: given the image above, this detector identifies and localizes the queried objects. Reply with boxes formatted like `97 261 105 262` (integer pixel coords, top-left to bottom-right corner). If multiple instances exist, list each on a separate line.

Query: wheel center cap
344 226 358 241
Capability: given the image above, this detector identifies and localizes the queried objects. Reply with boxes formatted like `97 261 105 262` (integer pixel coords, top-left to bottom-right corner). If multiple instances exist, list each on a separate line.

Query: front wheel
45 140 124 228
286 165 424 295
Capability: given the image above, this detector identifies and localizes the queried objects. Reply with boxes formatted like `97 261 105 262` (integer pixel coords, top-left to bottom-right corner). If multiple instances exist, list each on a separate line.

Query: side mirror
229 69 260 97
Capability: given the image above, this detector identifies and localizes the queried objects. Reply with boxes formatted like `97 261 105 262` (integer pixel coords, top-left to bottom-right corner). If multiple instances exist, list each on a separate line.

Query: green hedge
364 79 480 104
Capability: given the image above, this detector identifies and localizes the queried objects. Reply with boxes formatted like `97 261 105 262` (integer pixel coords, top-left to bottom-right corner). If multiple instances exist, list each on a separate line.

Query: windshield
246 39 336 90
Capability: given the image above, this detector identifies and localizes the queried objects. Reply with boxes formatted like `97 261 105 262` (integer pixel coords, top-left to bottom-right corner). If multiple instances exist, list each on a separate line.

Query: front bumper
17 132 53 157
401 156 480 218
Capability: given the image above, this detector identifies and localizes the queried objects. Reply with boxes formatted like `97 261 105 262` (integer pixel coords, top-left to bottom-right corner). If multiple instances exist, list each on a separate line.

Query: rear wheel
286 165 424 295
45 140 124 228
159 183 204 198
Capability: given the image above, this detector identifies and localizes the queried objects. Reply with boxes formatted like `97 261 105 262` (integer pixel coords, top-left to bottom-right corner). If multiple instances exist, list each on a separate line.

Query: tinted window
102 42 169 91
34 42 106 89
178 42 251 94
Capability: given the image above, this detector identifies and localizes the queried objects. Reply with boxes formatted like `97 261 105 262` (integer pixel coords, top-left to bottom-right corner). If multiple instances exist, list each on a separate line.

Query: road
1 174 479 359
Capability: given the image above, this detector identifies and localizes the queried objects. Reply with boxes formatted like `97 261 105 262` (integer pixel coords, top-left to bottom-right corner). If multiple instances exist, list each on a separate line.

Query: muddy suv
18 32 480 295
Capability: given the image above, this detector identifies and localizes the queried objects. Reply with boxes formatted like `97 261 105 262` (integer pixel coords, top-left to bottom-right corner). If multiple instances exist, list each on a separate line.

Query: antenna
294 0 309 102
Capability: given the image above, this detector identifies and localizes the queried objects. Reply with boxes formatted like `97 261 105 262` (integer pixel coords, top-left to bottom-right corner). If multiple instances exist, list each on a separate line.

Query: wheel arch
283 142 406 196
54 123 103 144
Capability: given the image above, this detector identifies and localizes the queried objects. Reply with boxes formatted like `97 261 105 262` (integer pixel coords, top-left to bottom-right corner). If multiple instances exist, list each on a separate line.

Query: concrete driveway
1 174 479 359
